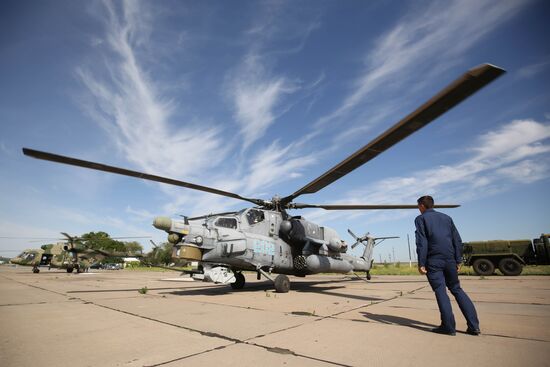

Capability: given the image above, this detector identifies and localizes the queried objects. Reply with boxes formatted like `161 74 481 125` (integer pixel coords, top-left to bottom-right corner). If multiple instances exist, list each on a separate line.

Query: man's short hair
417 195 434 209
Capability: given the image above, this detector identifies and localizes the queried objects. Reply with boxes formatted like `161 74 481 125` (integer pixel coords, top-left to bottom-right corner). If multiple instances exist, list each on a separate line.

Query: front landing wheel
274 274 290 293
230 272 245 290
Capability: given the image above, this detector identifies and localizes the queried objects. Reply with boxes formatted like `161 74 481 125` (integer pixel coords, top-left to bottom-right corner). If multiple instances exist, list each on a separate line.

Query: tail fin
348 229 399 270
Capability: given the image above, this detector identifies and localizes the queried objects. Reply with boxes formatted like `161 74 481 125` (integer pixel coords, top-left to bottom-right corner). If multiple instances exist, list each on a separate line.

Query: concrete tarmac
1 266 549 366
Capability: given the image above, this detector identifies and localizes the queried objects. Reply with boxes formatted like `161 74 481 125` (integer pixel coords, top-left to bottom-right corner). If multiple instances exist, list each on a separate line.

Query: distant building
122 257 141 267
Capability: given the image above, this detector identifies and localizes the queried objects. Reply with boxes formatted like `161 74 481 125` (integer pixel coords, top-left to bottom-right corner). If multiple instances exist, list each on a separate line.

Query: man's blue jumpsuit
415 209 479 333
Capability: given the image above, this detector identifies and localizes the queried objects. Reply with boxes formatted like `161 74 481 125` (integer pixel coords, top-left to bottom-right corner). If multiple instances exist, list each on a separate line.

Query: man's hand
418 266 427 275
457 263 462 271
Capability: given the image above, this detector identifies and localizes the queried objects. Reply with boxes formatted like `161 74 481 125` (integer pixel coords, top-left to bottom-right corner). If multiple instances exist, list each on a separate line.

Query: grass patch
118 263 550 276
123 265 192 272
369 264 550 276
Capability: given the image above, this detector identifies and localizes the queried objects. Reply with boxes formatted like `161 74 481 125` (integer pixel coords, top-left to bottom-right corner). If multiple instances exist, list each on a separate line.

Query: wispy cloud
305 119 550 223
244 141 317 194
75 0 323 219
367 119 549 200
316 0 528 129
225 1 322 150
517 57 550 79
0 141 12 156
77 0 227 180
228 54 299 150
125 206 156 221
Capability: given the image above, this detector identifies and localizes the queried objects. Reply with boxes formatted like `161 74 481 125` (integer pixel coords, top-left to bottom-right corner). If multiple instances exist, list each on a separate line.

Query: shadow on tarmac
163 278 385 303
360 311 437 331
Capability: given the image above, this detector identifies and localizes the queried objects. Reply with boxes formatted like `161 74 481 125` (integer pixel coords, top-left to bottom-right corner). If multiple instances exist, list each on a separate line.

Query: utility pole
407 234 412 268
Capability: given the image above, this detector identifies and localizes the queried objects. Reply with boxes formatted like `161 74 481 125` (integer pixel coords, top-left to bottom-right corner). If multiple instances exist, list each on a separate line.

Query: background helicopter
23 64 504 291
8 232 148 273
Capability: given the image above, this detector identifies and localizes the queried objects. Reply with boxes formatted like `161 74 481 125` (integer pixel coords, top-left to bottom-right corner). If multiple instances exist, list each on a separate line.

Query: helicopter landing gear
32 266 40 274
366 271 371 280
231 272 246 290
256 268 290 293
274 275 290 293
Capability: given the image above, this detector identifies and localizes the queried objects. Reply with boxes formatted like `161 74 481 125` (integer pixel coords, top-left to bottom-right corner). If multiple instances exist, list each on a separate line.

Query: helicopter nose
153 216 172 231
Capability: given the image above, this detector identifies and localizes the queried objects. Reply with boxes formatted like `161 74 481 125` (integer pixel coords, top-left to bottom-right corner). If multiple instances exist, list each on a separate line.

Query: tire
66 266 74 273
230 272 245 290
472 258 494 276
366 271 371 280
498 258 523 276
274 274 290 293
33 267 40 274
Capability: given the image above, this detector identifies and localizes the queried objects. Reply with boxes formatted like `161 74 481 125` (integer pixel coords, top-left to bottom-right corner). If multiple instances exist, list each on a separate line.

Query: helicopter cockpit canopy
246 209 265 225
214 217 238 229
17 252 36 261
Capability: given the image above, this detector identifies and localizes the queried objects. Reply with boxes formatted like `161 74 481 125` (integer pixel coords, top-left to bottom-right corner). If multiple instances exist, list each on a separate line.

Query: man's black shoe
466 328 480 336
431 326 456 336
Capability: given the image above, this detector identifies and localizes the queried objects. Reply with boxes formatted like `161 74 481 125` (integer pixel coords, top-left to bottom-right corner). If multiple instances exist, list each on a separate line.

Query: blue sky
1 0 549 262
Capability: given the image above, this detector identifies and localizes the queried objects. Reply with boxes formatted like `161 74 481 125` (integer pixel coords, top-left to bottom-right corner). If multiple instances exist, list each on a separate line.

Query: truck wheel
472 258 494 276
498 258 523 276
230 272 245 290
274 274 290 293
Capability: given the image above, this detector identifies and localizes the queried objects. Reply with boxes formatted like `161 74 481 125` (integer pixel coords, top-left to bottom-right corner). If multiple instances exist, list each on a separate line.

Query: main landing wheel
366 271 371 280
33 267 40 274
472 258 494 276
230 272 245 290
66 266 74 273
498 258 523 276
274 274 290 293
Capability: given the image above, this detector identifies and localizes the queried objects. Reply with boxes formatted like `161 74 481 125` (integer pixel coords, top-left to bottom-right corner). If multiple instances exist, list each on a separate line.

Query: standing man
415 195 480 336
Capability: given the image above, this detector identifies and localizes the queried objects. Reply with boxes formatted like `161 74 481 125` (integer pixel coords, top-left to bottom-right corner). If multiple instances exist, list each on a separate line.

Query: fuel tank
305 255 353 274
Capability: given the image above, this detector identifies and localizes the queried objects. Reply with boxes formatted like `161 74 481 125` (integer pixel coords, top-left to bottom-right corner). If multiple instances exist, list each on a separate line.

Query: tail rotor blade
347 229 359 241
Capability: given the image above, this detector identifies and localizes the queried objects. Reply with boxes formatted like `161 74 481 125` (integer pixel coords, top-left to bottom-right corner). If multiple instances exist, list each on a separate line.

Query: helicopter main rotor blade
290 204 459 210
60 232 73 240
0 236 64 242
107 236 151 240
282 64 505 204
22 148 265 206
188 211 239 221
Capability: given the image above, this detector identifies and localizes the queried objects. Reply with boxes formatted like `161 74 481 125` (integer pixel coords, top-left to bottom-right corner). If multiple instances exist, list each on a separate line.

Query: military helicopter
8 233 147 273
23 64 505 291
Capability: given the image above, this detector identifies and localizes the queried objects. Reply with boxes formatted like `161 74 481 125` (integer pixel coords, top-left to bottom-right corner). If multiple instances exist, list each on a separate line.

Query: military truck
463 233 550 276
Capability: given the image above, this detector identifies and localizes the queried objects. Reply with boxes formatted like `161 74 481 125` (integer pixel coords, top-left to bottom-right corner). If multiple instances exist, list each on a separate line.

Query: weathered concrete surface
1 266 549 367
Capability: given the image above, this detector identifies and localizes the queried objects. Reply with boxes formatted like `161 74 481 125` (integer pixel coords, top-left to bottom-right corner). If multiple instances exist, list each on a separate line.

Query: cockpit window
214 217 238 229
246 209 265 225
19 252 36 261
